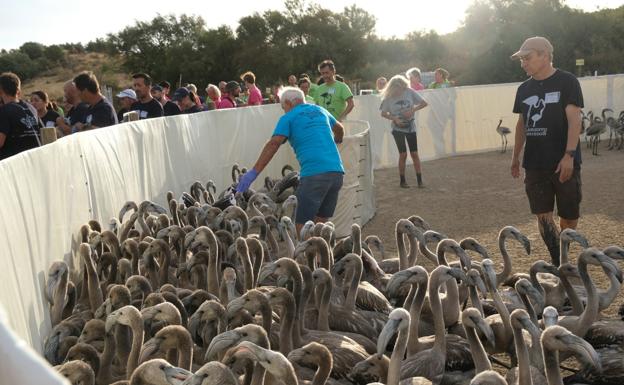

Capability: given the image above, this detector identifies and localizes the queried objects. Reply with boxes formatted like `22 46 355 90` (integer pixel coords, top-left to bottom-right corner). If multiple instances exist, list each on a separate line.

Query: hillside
21 52 129 103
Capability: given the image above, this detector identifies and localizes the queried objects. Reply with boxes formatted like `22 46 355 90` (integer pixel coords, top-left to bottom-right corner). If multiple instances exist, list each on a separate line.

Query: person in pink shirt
241 71 263 106
406 67 425 91
217 81 239 109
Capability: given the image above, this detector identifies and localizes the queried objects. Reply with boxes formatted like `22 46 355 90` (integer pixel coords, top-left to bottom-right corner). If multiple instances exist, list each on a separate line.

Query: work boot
400 175 409 188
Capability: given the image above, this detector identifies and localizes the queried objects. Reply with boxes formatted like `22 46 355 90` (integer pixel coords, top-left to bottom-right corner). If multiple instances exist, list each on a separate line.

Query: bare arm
412 100 428 113
564 104 582 152
401 100 428 118
556 104 582 182
332 121 344 143
56 116 72 135
252 135 287 173
0 132 6 148
511 115 526 178
339 97 354 121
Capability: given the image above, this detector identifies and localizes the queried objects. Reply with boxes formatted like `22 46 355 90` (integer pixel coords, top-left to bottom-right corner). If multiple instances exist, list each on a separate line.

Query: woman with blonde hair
380 75 428 188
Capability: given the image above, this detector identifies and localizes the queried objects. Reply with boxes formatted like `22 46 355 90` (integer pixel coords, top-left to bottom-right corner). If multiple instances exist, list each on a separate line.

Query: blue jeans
295 172 344 224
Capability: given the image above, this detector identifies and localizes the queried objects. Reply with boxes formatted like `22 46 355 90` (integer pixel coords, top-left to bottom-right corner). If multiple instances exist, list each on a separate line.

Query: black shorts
392 131 418 153
524 169 582 220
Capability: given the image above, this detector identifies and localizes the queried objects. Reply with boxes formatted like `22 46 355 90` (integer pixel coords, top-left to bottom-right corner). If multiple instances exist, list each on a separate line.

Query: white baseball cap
116 88 137 99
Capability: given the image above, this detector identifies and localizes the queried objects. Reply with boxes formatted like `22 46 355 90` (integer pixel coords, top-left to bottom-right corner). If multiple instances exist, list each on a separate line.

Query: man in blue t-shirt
236 87 345 235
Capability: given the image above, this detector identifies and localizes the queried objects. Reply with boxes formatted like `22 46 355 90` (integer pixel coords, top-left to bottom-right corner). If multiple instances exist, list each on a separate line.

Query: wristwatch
565 150 577 158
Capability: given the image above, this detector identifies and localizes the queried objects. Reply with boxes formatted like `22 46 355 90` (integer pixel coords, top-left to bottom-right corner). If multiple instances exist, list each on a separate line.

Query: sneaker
417 181 424 188
400 181 410 188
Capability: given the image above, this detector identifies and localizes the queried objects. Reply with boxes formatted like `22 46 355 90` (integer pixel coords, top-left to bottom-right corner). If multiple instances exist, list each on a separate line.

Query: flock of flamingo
495 108 624 155
38 165 624 385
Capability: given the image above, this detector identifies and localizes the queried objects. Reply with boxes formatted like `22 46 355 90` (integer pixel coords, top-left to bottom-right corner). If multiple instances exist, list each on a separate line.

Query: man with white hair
55 80 89 135
236 87 345 235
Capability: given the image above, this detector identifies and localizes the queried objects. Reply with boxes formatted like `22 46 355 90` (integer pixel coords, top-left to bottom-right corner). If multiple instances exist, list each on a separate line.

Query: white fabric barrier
332 120 375 237
0 104 373 356
350 74 624 169
0 74 622 361
0 306 68 384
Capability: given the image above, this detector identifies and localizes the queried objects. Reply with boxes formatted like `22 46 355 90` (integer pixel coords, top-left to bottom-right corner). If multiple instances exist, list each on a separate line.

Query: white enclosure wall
0 104 373 354
350 74 624 169
0 74 621 358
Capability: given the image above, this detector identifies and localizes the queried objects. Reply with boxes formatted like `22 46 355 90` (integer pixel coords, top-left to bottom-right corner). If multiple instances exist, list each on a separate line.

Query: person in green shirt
313 60 354 121
298 77 316 104
428 68 451 89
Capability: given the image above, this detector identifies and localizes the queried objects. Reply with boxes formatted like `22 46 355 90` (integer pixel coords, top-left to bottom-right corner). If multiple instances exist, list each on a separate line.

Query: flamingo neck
575 260 598 336
544 349 562 385
497 235 512 286
317 279 331 331
429 276 447 354
278 296 295 355
466 322 491 373
407 282 427 356
512 324 532 385
344 261 362 311
312 351 332 385
396 229 408 271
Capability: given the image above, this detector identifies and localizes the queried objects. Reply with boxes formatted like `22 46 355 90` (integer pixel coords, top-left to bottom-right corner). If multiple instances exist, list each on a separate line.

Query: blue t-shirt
272 103 344 177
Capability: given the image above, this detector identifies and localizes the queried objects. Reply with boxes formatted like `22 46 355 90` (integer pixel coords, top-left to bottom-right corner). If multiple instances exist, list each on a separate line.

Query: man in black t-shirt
56 80 89 135
0 72 42 160
74 71 117 129
151 85 180 116
510 37 584 266
131 73 164 119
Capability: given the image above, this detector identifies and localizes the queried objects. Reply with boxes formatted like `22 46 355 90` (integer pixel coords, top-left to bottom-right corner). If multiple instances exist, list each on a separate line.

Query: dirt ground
362 145 624 317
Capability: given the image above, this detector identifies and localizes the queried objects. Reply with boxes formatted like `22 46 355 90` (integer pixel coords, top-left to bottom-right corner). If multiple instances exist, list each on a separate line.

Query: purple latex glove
236 168 259 192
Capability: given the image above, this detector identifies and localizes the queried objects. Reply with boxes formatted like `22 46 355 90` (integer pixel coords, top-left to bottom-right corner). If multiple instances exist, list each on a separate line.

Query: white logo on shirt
523 92 559 129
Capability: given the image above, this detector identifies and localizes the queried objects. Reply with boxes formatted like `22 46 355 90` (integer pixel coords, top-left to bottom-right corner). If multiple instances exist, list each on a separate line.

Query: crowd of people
0 59 360 161
375 67 452 94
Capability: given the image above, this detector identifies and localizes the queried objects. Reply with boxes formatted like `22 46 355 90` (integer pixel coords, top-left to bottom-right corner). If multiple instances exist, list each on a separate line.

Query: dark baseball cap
172 87 190 101
225 81 241 93
151 85 163 92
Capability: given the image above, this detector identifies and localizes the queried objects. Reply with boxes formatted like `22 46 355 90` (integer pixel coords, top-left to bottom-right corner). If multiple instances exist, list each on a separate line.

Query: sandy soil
362 145 624 317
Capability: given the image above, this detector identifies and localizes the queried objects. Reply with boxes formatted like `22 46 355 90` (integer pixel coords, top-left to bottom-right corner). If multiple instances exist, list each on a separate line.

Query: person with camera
380 74 428 188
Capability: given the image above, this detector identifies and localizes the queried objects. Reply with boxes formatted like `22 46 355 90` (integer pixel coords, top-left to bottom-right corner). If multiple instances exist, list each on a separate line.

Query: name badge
544 92 560 104
86 114 93 125
140 110 148 118
327 88 336 95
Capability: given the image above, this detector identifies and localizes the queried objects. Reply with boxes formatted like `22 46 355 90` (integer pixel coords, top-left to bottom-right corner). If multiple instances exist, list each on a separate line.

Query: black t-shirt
41 109 61 127
163 100 180 116
131 98 164 119
0 101 42 160
513 69 584 170
67 102 89 126
117 107 129 123
85 98 118 128
183 105 202 114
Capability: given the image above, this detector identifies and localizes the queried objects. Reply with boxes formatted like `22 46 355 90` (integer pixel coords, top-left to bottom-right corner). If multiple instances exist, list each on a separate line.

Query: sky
1 0 622 50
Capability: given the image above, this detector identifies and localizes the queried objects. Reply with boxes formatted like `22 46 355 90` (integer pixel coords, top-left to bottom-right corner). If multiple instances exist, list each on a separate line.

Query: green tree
44 45 65 64
19 42 45 60
0 51 38 80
